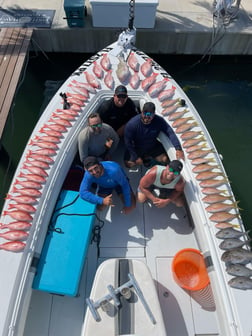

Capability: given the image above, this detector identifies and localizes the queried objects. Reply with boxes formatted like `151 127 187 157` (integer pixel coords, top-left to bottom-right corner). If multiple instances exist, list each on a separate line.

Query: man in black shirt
97 85 138 137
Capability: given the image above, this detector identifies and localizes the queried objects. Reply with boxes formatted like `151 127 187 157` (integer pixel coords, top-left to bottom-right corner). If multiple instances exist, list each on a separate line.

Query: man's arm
79 174 103 205
78 128 89 163
139 167 159 203
104 124 119 154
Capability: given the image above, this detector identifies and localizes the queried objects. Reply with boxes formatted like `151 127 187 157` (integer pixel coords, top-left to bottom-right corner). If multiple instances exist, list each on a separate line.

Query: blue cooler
64 0 85 27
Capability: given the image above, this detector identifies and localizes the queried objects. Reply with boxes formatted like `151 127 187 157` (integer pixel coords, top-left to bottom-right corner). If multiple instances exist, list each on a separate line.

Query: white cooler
89 0 159 28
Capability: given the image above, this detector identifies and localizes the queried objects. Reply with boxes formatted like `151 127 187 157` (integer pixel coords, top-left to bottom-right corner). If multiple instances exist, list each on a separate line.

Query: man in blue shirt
124 102 184 168
79 156 136 214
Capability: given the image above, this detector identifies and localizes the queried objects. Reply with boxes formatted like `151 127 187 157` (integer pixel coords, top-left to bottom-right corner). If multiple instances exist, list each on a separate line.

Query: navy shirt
124 114 181 161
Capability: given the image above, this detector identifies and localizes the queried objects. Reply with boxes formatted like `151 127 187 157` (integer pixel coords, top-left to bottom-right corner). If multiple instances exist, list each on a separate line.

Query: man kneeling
80 156 136 214
137 160 185 208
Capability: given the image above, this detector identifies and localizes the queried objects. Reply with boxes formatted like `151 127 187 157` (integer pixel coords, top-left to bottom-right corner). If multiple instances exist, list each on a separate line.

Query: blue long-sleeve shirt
79 161 132 207
124 114 181 161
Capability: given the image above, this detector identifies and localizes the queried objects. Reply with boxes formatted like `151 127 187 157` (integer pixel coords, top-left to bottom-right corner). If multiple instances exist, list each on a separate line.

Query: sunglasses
143 111 154 117
90 123 102 128
169 167 180 175
117 94 127 99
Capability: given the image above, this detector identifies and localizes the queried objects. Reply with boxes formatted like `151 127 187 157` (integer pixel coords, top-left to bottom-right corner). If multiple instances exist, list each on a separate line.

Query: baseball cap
169 160 183 173
142 102 155 113
83 156 99 169
115 85 127 96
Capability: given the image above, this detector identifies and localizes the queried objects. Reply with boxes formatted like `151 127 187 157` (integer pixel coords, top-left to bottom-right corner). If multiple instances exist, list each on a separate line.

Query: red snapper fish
172 116 194 128
180 130 203 140
18 172 46 183
34 135 60 144
33 148 57 157
187 148 213 160
148 79 169 98
183 136 206 148
201 187 227 195
63 96 84 107
8 203 36 213
192 163 219 173
48 117 72 127
0 241 26 252
5 194 37 205
93 61 104 79
27 150 55 162
209 211 240 223
56 108 80 116
29 139 58 150
14 179 42 190
84 71 101 89
22 164 48 177
65 92 87 102
128 52 139 72
116 57 130 83
161 98 181 108
52 112 76 121
0 221 32 230
130 72 141 89
215 222 240 229
191 157 215 165
140 58 153 77
161 104 180 116
68 83 89 97
39 128 63 138
196 171 225 181
3 210 33 222
186 143 208 153
141 72 158 91
206 202 239 213
168 109 189 121
175 121 198 134
199 178 229 188
42 123 67 133
71 79 97 94
158 85 176 101
12 186 42 197
0 230 29 241
202 194 233 204
104 70 115 89
100 53 111 71
24 159 49 170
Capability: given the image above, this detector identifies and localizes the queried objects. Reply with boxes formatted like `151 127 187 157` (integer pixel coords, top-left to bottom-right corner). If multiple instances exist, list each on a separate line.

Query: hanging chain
128 0 135 30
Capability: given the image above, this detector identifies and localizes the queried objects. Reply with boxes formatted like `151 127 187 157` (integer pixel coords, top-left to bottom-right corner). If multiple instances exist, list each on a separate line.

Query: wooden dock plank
0 28 33 139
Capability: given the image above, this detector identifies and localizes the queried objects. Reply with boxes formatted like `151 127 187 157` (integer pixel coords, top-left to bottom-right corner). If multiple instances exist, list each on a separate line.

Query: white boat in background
0 2 252 335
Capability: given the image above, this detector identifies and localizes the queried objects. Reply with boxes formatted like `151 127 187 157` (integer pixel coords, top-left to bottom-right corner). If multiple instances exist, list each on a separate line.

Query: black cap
142 102 155 113
115 85 127 95
83 156 99 169
169 160 183 173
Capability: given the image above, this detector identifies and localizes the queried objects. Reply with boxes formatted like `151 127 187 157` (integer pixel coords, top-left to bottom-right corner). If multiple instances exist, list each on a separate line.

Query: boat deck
23 143 219 336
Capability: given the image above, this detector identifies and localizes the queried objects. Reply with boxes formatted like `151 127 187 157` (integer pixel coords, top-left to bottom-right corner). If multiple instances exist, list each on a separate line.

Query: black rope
49 211 105 258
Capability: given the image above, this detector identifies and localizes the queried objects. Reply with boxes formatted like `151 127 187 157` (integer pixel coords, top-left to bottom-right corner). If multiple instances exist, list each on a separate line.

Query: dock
0 28 33 140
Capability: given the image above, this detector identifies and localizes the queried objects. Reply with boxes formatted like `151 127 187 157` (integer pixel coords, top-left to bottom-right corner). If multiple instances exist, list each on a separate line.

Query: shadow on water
0 53 251 232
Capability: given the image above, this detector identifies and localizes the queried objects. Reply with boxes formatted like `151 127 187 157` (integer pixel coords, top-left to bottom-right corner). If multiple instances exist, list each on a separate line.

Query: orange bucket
172 248 210 291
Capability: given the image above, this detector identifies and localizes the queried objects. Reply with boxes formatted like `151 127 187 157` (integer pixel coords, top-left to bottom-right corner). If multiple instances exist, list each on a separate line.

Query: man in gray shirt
78 113 119 163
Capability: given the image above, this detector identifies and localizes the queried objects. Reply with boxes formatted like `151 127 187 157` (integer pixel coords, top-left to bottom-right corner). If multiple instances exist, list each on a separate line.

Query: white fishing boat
0 2 252 335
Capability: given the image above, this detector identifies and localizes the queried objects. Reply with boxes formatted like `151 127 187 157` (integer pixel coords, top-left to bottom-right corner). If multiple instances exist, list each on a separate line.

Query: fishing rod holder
86 272 156 324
